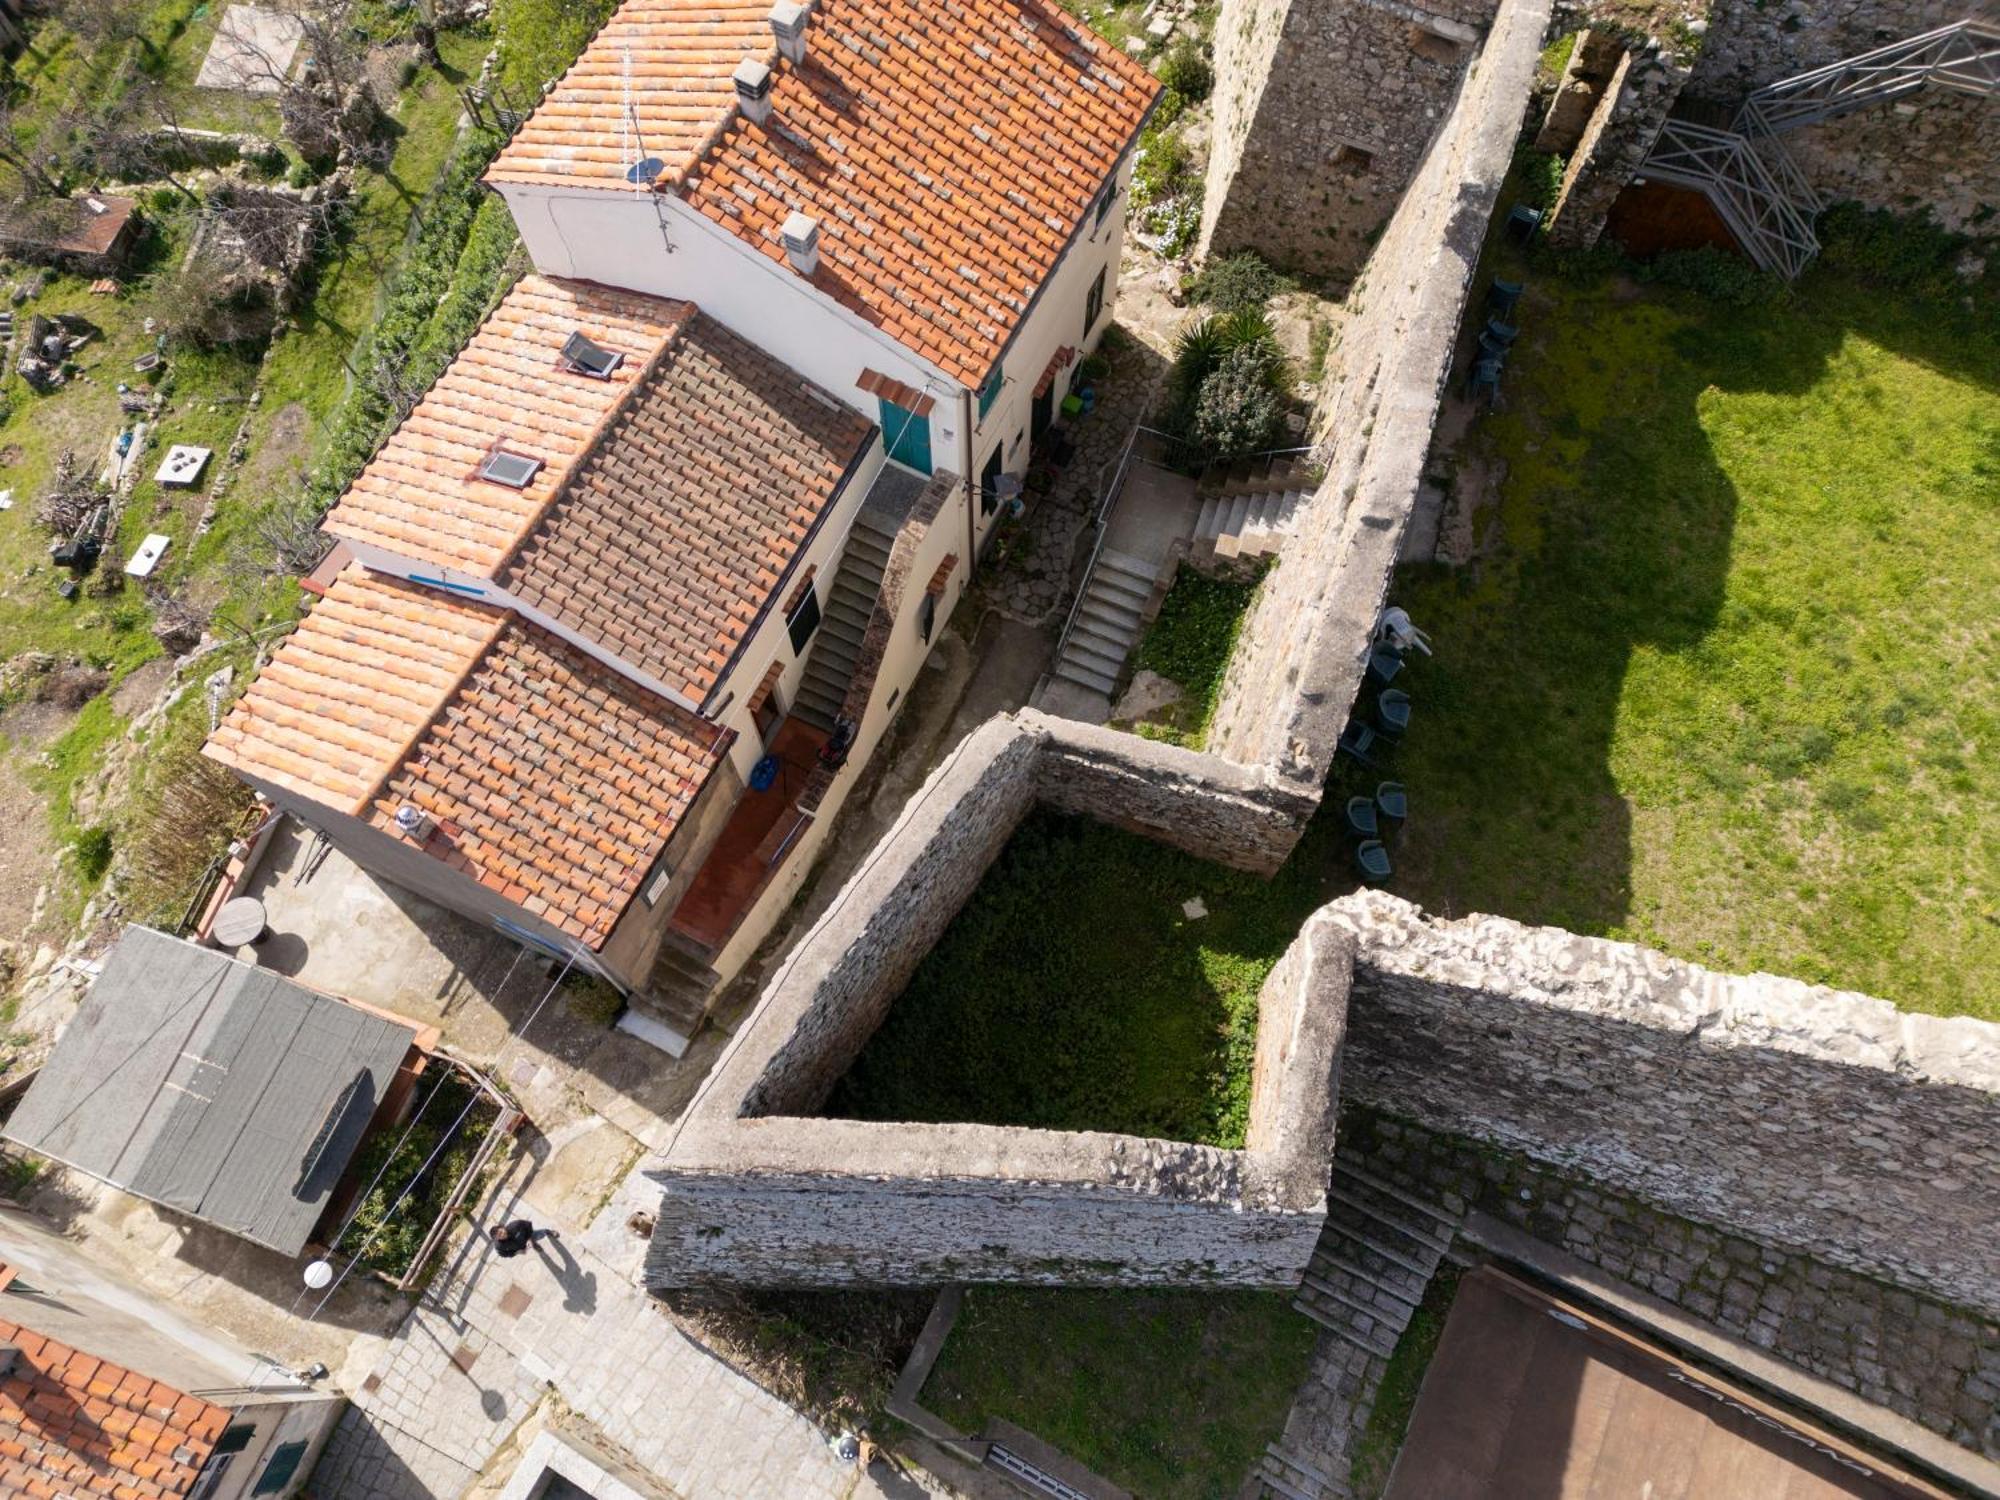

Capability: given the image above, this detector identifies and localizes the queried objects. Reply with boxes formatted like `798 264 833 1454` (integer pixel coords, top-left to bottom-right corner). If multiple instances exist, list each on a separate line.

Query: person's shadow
533 1232 598 1316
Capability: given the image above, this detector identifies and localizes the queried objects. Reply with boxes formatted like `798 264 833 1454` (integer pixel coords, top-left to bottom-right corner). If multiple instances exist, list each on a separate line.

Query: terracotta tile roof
486 2 775 192
205 568 503 811
323 276 694 574
489 0 1161 388
498 314 874 704
0 1318 230 1499
208 565 731 946
369 619 729 945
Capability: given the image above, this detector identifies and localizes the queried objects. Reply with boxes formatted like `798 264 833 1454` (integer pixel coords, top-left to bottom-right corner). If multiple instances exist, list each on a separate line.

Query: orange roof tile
369 620 729 945
205 568 502 811
498 313 873 704
206 565 730 947
486 3 776 192
0 1317 229 1499
488 0 1161 389
323 276 694 574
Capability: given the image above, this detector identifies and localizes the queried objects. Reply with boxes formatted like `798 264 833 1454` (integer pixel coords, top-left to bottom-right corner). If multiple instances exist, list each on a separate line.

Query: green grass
1388 265 2000 1017
922 1285 1318 1500
1347 1264 1461 1497
1127 566 1263 749
824 806 1347 1148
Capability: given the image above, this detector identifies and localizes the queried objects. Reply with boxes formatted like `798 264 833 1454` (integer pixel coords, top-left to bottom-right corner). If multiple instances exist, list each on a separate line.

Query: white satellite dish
302 1259 334 1291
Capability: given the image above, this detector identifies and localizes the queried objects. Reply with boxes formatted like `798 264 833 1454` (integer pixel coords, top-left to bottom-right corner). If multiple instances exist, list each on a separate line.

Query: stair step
1291 1290 1400 1357
1254 1465 1327 1500
1313 1223 1435 1283
1078 594 1142 634
1332 1162 1459 1234
1061 638 1127 680
1299 1269 1418 1334
1327 1187 1455 1258
1267 1444 1346 1496
1309 1250 1424 1309
1053 658 1118 695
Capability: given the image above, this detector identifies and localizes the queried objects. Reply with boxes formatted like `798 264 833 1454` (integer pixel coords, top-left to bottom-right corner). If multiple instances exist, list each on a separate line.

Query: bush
1815 201 1983 301
1638 247 1789 308
1132 130 1189 210
1187 251 1291 314
1157 37 1212 102
71 825 113 883
565 972 625 1027
1192 343 1286 457
335 1068 497 1280
1512 143 1566 211
1171 315 1230 394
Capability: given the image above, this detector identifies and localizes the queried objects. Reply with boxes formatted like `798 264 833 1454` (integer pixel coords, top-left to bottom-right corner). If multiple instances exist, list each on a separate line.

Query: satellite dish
626 157 665 185
302 1259 334 1291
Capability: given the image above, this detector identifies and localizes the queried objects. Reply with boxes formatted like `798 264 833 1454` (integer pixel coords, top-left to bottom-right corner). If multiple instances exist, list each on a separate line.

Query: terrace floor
667 716 823 953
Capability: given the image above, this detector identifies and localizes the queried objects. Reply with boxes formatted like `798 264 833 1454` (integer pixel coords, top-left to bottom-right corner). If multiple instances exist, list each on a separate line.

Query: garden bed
920 1284 1318 1500
1122 563 1263 748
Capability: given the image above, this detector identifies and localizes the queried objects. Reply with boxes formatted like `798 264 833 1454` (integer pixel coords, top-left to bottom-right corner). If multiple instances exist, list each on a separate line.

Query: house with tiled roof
487 0 1160 525
204 0 1152 1045
0 1205 343 1498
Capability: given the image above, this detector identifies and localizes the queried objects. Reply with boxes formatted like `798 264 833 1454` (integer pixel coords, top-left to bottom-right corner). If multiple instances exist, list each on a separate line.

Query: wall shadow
1380 252 1998 946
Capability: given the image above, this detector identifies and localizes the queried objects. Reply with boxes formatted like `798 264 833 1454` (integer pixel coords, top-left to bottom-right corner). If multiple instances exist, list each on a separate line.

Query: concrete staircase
1251 1161 1463 1500
1194 456 1311 562
792 508 899 731
1049 547 1156 698
638 931 721 1039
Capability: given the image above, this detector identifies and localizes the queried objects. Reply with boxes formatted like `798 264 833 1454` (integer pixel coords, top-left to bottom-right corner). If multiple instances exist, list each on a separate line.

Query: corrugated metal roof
4 927 418 1256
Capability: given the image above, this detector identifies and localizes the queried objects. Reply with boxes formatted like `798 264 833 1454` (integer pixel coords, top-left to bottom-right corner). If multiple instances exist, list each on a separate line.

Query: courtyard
1386 249 1999 1018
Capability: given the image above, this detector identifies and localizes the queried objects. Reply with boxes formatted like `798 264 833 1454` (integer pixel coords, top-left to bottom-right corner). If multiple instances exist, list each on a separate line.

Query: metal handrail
1734 19 2000 135
1052 421 1146 667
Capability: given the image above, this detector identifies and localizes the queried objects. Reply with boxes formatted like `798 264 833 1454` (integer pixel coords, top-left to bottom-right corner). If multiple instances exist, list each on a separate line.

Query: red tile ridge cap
346 578 511 820
485 299 700 582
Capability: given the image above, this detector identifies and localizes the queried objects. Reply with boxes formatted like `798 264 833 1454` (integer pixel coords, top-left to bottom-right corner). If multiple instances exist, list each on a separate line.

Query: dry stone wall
1200 0 1502 278
1205 0 1550 788
1329 892 2000 1316
643 716 1348 1290
1545 37 1695 251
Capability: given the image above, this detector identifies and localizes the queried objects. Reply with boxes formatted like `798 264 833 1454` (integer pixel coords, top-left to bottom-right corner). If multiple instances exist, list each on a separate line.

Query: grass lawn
824 806 1346 1147
922 1285 1318 1500
1124 564 1262 748
1387 265 1999 1017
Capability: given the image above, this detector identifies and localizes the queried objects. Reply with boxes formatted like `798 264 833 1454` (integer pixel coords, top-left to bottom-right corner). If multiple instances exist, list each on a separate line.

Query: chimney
781 211 820 276
769 0 810 64
734 57 773 125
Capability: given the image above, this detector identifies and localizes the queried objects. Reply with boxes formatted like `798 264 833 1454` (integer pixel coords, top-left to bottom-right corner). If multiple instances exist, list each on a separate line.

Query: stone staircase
638 930 722 1038
1048 547 1156 698
1194 456 1311 563
1250 1160 1463 1500
792 507 899 731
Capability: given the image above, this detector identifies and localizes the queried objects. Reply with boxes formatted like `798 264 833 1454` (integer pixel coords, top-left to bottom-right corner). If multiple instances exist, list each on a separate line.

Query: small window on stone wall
1408 25 1463 65
1334 143 1374 174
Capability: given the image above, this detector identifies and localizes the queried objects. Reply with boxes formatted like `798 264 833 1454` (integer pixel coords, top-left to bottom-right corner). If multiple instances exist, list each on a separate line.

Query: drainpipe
960 387 976 581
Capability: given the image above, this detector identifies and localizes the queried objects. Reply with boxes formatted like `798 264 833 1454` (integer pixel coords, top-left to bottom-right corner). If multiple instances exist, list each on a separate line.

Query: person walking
488 1218 555 1258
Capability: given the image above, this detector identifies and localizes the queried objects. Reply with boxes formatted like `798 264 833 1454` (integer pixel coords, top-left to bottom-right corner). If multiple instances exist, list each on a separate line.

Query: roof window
478 448 544 489
559 330 623 379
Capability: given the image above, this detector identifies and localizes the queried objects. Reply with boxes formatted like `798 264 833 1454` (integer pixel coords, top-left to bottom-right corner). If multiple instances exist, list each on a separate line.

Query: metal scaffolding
1638 120 1822 280
1734 18 2000 136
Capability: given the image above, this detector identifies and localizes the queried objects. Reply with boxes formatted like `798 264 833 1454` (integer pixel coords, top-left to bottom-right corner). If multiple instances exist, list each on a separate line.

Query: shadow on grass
1383 259 1999 1007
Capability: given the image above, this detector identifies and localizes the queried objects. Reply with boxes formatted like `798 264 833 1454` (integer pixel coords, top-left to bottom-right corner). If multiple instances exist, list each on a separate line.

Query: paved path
313 1188 899 1500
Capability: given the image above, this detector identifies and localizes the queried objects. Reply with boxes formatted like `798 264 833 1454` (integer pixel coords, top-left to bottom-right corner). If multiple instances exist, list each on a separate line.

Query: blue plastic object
749 754 780 792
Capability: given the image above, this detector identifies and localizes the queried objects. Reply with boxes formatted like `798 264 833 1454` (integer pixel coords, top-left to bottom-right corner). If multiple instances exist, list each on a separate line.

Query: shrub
335 1068 497 1280
71 825 113 883
1192 343 1286 457
1132 130 1189 210
1638 247 1789 308
1157 37 1212 102
1815 201 1981 300
1171 315 1230 394
1512 143 1566 210
1187 251 1291 314
565 973 625 1027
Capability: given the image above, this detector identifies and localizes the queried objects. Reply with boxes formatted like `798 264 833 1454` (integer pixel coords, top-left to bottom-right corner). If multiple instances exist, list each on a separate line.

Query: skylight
560 330 623 380
478 449 544 489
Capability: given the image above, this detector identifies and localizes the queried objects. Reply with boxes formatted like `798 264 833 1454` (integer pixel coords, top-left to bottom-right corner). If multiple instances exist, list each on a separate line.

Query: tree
220 3 388 169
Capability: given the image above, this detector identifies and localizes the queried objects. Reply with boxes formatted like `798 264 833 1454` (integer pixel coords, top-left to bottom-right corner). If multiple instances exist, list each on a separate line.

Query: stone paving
312 1188 902 1500
1343 1110 2000 1463
984 330 1169 628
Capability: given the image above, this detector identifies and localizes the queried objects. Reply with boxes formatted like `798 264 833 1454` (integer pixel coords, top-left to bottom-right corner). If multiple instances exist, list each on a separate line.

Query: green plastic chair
1355 840 1392 884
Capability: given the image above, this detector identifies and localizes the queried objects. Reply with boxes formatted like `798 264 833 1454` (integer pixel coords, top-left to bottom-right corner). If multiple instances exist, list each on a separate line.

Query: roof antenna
620 42 677 256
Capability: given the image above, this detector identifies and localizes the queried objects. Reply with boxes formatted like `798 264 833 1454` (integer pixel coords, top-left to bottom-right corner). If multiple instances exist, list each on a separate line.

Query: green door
880 397 933 474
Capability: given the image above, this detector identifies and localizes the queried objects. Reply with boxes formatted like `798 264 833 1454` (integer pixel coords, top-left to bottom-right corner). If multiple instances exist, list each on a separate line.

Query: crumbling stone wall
1205 0 1549 789
1200 0 1502 278
1328 891 2000 1316
1544 36 1695 251
1784 89 1998 233
643 716 1348 1291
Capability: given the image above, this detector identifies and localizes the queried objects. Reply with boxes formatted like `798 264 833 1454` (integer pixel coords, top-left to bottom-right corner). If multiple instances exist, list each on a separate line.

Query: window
1334 143 1375 174
477 449 543 489
977 365 1003 420
190 1425 256 1500
253 1440 309 1495
558 331 622 379
1083 266 1107 342
1095 179 1117 228
786 581 821 653
918 591 938 645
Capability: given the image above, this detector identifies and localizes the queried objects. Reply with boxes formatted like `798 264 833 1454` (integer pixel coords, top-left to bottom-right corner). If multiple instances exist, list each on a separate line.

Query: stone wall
1329 891 2000 1316
1205 0 1549 788
1545 37 1694 251
1200 0 1502 278
1684 0 1971 103
642 716 1350 1290
1785 89 1999 233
